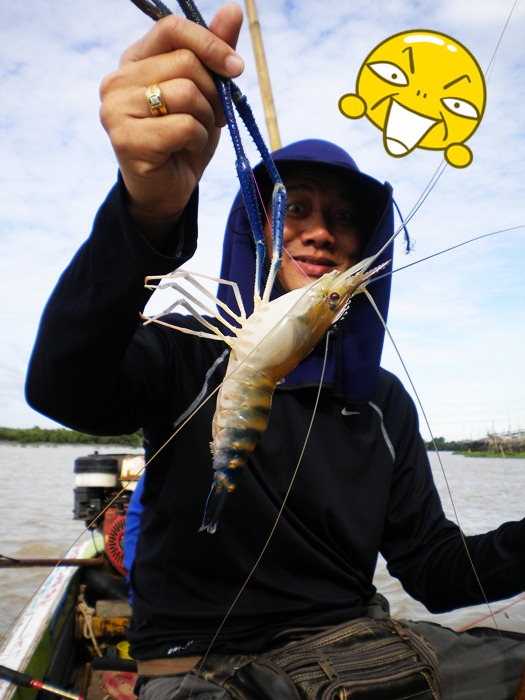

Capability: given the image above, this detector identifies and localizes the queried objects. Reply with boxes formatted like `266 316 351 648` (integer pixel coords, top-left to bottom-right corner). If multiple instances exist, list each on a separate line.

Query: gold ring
145 84 167 117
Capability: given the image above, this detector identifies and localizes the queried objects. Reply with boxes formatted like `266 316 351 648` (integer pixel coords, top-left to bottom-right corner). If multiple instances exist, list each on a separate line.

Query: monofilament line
190 332 331 688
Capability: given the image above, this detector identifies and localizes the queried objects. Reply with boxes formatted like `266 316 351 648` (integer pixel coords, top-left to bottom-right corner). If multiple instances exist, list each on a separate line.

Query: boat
0 452 143 700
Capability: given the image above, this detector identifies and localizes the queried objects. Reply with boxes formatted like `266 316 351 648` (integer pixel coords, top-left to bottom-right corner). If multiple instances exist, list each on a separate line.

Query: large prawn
135 0 392 534
144 256 388 533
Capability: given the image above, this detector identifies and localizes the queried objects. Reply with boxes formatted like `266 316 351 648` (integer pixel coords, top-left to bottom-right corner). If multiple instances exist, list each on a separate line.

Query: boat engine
73 452 144 575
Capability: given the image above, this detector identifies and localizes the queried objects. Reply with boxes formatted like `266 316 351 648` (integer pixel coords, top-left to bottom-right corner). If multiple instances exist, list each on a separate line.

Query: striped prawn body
201 256 386 533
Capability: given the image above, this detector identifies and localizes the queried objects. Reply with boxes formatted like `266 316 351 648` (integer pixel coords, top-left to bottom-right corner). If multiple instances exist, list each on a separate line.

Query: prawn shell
212 427 263 453
214 407 269 434
201 261 383 532
214 376 273 411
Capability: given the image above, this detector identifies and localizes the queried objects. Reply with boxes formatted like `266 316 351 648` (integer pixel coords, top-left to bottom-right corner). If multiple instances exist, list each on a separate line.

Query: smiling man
264 168 362 289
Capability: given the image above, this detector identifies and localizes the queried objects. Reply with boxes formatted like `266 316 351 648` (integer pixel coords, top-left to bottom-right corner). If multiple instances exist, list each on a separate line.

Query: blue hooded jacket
217 139 394 401
25 138 525 660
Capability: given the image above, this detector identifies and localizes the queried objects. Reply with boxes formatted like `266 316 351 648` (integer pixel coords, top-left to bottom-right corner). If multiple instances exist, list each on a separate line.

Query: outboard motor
73 452 144 575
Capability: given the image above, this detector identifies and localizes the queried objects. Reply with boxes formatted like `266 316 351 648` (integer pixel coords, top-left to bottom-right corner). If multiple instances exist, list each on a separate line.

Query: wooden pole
243 0 282 151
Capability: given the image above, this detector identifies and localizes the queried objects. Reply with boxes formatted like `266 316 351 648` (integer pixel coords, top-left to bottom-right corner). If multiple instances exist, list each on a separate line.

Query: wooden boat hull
0 540 91 700
0 537 136 700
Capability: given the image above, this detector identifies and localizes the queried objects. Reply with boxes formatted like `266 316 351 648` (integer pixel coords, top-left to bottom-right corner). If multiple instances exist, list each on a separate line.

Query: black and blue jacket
26 140 525 659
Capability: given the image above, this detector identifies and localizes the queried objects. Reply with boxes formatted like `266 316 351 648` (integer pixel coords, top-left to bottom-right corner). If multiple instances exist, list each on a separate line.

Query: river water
1 444 524 642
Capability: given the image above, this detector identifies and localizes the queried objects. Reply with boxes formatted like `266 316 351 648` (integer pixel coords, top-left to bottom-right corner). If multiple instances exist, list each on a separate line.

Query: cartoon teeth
384 101 437 156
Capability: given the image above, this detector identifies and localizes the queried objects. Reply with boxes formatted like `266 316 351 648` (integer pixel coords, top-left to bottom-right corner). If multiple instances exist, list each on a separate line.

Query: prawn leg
142 270 251 342
129 0 287 304
145 270 247 325
230 84 286 302
173 0 286 302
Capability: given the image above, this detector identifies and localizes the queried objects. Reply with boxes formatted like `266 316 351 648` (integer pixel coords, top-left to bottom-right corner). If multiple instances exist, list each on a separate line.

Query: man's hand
99 2 244 241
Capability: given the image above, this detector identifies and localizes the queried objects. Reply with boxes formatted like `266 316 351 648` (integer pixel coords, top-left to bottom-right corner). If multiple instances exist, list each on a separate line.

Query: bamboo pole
243 0 282 151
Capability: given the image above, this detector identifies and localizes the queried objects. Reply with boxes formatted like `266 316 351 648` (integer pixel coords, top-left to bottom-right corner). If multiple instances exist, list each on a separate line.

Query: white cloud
0 0 523 441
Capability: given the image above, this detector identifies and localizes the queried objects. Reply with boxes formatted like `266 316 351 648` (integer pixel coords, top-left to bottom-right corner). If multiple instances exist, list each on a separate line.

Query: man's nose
301 214 335 248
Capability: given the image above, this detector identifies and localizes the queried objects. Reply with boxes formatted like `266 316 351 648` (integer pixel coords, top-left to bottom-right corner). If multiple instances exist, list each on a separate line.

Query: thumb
209 2 244 51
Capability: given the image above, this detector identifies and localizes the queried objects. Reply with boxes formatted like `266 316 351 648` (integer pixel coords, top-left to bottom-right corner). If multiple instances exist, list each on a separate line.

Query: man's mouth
291 255 337 277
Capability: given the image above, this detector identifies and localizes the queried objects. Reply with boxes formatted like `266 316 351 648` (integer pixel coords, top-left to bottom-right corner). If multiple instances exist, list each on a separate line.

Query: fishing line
372 0 522 266
483 0 521 83
362 287 507 641
370 224 525 284
456 594 525 632
189 331 331 693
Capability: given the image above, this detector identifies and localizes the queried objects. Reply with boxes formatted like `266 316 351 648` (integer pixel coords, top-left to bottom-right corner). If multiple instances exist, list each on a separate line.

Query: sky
0 0 523 442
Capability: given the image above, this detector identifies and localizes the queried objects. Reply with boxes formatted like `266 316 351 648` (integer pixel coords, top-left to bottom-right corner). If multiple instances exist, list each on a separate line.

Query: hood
217 139 394 402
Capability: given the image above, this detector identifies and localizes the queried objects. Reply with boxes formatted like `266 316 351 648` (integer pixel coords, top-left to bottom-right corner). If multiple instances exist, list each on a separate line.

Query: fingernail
225 53 244 76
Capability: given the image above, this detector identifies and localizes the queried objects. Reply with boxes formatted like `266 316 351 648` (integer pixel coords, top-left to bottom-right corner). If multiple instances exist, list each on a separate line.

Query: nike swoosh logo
341 408 360 416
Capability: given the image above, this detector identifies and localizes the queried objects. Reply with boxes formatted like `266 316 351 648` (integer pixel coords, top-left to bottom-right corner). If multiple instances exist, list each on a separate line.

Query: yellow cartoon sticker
338 30 486 168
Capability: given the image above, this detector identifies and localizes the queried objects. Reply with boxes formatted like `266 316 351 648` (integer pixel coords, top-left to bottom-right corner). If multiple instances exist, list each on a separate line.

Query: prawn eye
329 292 341 310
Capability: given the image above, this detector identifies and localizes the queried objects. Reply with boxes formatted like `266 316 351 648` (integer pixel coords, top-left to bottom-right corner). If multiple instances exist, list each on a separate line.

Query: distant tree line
1 428 523 456
424 436 463 451
0 426 143 447
425 435 525 456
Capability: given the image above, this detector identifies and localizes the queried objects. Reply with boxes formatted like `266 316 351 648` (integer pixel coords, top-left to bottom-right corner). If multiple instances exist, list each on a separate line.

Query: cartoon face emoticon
339 30 486 168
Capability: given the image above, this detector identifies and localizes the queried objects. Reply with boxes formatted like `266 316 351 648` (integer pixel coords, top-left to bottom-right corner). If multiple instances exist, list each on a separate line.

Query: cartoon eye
367 61 409 86
441 97 479 120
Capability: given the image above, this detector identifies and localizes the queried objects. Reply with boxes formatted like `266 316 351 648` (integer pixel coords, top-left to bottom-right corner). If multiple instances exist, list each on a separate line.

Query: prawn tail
199 466 239 534
200 423 265 532
201 373 275 533
201 425 261 533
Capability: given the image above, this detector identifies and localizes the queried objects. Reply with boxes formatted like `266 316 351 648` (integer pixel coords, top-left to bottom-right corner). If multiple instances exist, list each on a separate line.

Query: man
26 5 525 698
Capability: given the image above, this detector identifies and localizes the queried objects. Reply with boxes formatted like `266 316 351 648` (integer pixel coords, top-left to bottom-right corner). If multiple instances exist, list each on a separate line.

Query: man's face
263 167 362 292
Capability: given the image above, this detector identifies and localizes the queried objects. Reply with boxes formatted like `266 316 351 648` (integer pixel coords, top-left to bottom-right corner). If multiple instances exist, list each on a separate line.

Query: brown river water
1 444 524 642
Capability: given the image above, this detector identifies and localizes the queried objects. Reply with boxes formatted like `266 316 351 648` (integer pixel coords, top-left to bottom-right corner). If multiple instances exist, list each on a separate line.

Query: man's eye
286 202 305 215
333 210 357 226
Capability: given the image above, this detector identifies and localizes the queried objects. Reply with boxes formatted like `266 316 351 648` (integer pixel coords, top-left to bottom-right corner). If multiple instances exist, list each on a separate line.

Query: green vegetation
424 436 463 452
454 450 524 458
424 436 525 457
1 428 523 456
0 426 143 447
